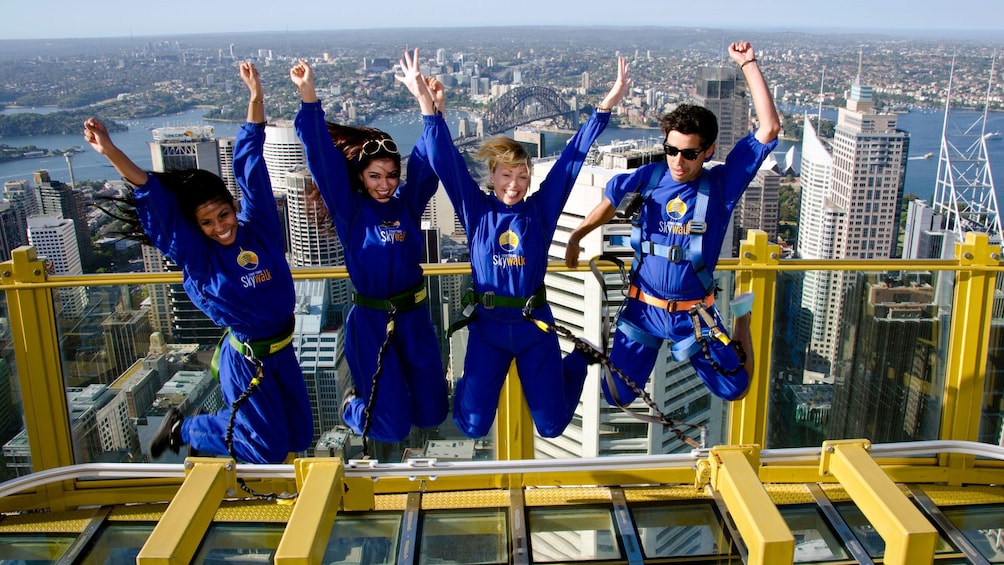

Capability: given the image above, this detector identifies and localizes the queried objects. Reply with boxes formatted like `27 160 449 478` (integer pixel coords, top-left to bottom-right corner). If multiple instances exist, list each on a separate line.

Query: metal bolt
744 251 752 259
225 462 234 471
226 488 236 497
770 252 778 260
1 271 9 277
184 461 193 470
32 269 40 276
992 253 1000 261
825 446 834 453
964 252 974 260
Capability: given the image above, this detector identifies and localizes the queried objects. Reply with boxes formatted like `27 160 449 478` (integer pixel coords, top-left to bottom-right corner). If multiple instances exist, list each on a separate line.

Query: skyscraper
263 121 306 197
26 216 87 318
285 166 350 308
794 77 909 379
35 173 94 272
692 66 749 156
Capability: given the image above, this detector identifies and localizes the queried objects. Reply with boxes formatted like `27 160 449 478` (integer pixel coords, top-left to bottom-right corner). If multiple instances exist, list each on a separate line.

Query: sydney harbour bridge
452 85 580 147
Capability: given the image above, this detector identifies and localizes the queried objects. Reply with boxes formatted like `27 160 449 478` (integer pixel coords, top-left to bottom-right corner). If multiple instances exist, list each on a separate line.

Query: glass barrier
767 268 951 449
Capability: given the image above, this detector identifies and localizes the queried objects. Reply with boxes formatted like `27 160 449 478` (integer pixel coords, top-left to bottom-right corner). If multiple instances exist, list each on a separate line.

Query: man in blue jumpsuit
291 60 448 443
86 62 313 464
400 51 630 439
565 41 780 406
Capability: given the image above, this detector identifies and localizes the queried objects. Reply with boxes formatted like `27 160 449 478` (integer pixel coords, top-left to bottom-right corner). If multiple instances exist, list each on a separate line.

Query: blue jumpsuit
603 133 777 403
295 101 448 443
135 122 313 464
423 111 610 439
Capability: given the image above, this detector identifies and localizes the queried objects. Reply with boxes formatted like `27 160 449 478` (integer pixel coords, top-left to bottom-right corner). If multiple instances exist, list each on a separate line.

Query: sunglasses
662 143 705 161
360 138 399 158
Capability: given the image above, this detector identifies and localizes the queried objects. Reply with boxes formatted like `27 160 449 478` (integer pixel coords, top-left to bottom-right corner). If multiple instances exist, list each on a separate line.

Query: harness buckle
668 245 683 262
481 291 496 309
689 221 707 234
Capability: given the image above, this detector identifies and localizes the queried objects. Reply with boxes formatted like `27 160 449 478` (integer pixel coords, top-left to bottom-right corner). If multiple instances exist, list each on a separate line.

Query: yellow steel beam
729 231 779 446
495 361 534 462
1 247 75 509
819 440 937 565
709 445 794 565
274 458 344 564
941 233 1000 482
136 458 235 565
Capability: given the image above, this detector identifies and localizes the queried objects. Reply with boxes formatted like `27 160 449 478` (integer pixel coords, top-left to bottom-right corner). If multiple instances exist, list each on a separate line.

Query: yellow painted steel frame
730 230 779 446
274 458 345 564
941 233 1001 483
1 247 75 506
819 440 938 565
136 458 237 564
495 361 535 462
709 445 794 565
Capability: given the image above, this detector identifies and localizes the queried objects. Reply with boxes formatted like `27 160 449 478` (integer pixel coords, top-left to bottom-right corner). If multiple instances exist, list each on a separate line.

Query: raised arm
596 57 631 113
729 41 780 144
233 62 280 231
241 61 265 125
395 49 438 115
83 118 147 186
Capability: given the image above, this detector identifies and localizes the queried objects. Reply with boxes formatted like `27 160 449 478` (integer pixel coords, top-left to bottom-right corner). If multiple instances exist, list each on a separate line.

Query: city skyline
4 0 1004 41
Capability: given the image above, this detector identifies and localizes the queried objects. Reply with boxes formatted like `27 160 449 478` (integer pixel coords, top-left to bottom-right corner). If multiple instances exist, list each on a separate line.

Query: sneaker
341 386 359 419
337 368 358 418
150 407 184 458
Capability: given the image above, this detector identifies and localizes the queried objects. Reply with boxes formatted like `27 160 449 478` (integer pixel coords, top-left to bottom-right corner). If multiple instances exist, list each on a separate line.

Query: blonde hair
475 135 531 187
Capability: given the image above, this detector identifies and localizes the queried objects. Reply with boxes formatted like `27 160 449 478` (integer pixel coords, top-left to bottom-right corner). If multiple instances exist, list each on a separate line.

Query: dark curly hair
325 121 401 195
96 169 235 246
660 104 719 150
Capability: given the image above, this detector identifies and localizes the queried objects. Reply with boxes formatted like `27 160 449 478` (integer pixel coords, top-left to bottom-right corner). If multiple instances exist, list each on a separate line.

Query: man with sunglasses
565 41 779 407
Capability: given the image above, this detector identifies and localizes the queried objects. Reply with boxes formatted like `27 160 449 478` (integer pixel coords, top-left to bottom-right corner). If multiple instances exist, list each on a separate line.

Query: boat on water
984 130 1001 140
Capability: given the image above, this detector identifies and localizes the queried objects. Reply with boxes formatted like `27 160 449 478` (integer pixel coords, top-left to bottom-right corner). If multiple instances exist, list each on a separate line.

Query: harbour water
2 106 1003 205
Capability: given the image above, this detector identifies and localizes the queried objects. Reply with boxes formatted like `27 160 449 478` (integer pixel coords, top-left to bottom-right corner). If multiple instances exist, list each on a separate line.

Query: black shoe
150 407 184 458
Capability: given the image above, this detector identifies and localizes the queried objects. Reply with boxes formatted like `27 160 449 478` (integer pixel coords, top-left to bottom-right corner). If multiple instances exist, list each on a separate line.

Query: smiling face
664 130 714 184
359 157 401 203
194 198 238 246
490 163 531 206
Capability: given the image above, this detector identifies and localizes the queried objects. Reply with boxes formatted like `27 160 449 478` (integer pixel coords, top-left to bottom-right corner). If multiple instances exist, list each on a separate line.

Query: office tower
35 174 94 272
735 166 781 247
903 199 957 260
27 216 87 318
692 66 749 156
0 358 22 481
794 77 909 380
217 137 240 204
285 167 350 307
263 120 306 197
0 202 24 262
581 71 590 93
538 147 725 460
291 279 340 452
102 310 153 378
147 126 222 345
435 48 446 66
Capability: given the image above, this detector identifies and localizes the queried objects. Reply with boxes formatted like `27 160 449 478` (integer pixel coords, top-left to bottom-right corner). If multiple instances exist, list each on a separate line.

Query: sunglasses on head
662 143 705 161
360 138 399 158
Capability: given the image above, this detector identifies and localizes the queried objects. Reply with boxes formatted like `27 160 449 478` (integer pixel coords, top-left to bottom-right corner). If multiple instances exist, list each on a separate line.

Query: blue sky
3 0 1003 40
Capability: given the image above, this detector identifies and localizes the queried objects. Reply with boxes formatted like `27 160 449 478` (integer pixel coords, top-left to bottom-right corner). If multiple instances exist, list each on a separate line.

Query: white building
26 215 86 317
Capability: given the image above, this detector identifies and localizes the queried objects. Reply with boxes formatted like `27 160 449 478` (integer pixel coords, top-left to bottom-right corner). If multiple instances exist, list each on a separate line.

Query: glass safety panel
767 269 948 449
780 505 849 563
631 502 738 560
835 501 955 559
191 522 284 564
527 505 620 563
419 508 508 565
941 503 1004 562
323 511 401 565
0 532 77 563
77 522 155 564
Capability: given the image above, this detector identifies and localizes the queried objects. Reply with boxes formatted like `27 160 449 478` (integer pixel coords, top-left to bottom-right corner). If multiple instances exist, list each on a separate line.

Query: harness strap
212 318 295 380
615 317 662 350
627 285 714 313
352 282 428 312
447 286 547 337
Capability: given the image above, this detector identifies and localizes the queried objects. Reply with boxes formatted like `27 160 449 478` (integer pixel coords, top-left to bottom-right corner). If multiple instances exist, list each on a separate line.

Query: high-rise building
736 167 781 248
0 202 24 262
692 66 749 156
794 77 909 379
285 167 350 307
217 137 239 204
35 174 94 271
149 126 221 175
291 279 340 452
263 120 306 196
27 216 87 318
102 310 153 378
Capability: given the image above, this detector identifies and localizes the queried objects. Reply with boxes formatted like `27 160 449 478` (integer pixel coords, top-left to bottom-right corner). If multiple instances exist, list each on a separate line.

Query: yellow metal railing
1 229 1001 484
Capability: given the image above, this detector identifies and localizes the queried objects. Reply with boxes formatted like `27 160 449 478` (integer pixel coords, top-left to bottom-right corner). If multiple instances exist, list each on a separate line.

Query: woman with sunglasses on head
84 62 313 463
565 41 780 408
290 59 447 446
399 50 630 440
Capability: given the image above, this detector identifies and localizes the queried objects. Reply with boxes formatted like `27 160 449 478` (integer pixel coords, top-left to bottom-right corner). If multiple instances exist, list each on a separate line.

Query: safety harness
447 286 547 337
352 281 429 458
211 317 296 500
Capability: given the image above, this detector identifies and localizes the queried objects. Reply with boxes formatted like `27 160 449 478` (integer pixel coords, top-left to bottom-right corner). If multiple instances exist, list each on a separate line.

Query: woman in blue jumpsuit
290 59 448 443
84 62 312 464
399 52 630 439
